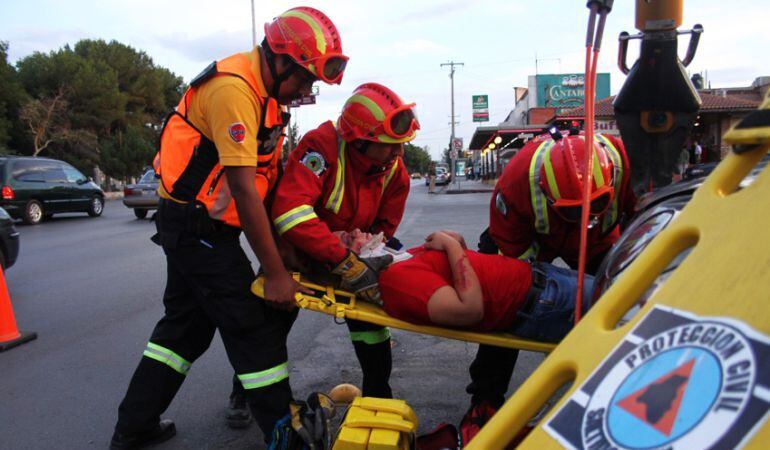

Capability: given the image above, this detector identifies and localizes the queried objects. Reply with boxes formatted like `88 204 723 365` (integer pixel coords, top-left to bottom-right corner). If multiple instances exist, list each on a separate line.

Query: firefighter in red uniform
111 7 348 449
461 130 637 444
271 82 417 398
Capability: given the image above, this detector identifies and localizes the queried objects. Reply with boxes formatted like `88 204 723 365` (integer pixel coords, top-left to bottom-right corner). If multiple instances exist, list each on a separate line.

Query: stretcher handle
250 275 305 303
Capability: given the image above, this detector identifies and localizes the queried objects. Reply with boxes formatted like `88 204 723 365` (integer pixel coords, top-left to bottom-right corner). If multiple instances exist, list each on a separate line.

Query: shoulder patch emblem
228 123 246 143
495 192 508 216
301 151 327 177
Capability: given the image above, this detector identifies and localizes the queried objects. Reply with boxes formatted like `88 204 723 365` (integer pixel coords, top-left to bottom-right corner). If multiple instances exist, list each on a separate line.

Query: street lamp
489 143 496 150
494 136 502 145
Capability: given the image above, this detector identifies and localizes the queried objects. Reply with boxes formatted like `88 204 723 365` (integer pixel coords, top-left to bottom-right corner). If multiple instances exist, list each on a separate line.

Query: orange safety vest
157 51 287 228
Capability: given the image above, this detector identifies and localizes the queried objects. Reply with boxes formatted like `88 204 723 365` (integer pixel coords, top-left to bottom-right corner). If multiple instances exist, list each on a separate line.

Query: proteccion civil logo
545 305 770 450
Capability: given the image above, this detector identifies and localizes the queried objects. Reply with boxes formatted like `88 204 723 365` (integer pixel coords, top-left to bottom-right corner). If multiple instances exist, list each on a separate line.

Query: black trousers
115 202 297 441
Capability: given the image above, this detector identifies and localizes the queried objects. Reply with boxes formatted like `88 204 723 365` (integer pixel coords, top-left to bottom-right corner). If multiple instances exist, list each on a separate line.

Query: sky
1 0 768 159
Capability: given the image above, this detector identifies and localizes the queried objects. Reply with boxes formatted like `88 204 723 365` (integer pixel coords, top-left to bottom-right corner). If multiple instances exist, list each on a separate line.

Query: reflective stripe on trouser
238 362 290 389
347 319 392 398
349 327 391 345
143 342 192 375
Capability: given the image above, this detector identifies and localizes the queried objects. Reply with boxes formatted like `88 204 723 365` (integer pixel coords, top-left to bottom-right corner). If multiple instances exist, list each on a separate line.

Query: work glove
331 251 393 305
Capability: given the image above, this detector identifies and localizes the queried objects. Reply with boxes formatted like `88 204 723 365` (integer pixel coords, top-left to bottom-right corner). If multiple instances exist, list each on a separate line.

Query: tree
0 41 29 153
282 122 301 162
19 87 69 156
401 142 432 174
15 39 184 179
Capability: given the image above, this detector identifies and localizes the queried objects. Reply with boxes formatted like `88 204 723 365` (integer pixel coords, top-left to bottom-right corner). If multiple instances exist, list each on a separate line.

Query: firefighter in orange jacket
271 83 417 398
111 7 349 449
461 131 637 443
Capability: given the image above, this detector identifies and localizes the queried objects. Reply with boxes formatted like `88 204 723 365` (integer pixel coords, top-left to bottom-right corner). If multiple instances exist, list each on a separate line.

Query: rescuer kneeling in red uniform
111 7 348 449
462 130 637 444
270 82 417 399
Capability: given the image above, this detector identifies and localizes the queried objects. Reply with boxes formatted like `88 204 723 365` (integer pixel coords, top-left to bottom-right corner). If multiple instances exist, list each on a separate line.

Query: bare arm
423 232 484 326
226 166 307 308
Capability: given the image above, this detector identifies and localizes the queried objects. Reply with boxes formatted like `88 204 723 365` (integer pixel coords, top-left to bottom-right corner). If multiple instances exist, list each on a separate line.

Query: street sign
472 94 489 122
289 95 316 108
452 137 463 151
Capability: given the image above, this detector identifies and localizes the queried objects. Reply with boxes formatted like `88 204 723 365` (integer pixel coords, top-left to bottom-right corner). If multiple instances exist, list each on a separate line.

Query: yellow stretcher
251 274 556 354
467 92 770 449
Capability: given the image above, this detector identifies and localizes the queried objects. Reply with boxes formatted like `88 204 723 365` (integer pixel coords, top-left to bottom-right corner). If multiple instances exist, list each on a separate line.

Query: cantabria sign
536 73 610 111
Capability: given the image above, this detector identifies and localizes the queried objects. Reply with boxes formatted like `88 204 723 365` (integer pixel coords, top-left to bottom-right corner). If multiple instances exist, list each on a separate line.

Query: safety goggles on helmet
308 54 348 84
272 20 349 85
547 185 614 223
376 103 420 139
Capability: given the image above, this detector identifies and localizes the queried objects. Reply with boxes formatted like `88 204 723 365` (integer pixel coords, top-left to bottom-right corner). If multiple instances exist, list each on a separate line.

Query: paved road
0 180 544 449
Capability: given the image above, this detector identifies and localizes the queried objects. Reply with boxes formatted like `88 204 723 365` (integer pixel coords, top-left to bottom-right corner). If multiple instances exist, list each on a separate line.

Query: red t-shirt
379 247 532 331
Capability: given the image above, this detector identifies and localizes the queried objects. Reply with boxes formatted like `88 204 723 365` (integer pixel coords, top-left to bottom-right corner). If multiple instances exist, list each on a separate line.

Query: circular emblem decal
582 320 755 450
228 122 246 143
301 151 327 177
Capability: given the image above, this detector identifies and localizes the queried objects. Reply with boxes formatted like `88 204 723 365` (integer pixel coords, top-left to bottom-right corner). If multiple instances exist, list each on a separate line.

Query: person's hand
438 230 467 249
424 231 453 251
263 271 311 311
331 251 382 305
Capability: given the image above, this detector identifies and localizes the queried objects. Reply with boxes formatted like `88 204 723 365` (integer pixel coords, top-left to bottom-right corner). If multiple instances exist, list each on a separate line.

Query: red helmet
540 135 615 222
337 83 420 144
264 7 348 84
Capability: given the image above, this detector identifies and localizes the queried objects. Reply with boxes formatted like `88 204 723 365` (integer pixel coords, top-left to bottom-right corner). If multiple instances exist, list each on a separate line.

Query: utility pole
250 0 257 47
441 61 463 187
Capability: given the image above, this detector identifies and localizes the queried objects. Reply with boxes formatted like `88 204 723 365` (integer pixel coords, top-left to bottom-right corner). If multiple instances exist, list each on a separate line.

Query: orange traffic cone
0 268 36 352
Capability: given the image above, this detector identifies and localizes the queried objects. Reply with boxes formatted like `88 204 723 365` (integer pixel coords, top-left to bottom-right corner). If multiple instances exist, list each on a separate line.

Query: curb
445 189 494 195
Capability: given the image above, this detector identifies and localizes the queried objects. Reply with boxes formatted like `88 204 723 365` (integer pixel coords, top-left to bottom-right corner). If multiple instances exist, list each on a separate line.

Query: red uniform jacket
489 134 636 270
272 121 410 264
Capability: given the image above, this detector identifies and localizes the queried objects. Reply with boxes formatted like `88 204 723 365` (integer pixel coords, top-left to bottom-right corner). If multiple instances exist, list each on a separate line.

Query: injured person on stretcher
338 229 595 343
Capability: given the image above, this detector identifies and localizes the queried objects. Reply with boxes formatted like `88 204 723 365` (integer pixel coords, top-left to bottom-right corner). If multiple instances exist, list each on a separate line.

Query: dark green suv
0 156 105 225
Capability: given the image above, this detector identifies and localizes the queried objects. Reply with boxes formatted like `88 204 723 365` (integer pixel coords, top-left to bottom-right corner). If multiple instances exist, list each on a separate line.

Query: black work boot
226 392 253 429
110 420 176 449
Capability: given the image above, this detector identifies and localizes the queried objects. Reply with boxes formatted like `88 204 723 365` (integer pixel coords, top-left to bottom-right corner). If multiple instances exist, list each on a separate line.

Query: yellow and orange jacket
156 49 288 228
271 121 410 264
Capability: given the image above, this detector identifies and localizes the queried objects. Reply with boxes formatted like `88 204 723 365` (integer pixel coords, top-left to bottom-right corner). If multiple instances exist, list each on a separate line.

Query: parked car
123 169 159 219
410 172 422 179
435 168 451 186
0 206 20 270
424 168 452 186
0 156 105 225
682 161 719 180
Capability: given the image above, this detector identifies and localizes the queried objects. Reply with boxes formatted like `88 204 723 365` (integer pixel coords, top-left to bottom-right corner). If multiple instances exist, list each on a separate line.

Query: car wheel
88 196 104 217
134 208 148 219
23 200 44 225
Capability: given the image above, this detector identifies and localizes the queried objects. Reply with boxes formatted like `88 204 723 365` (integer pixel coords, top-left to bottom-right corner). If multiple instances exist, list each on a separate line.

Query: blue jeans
509 263 595 343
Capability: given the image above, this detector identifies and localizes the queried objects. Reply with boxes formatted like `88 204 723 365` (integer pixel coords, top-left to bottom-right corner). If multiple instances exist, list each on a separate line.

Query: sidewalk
444 178 495 194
